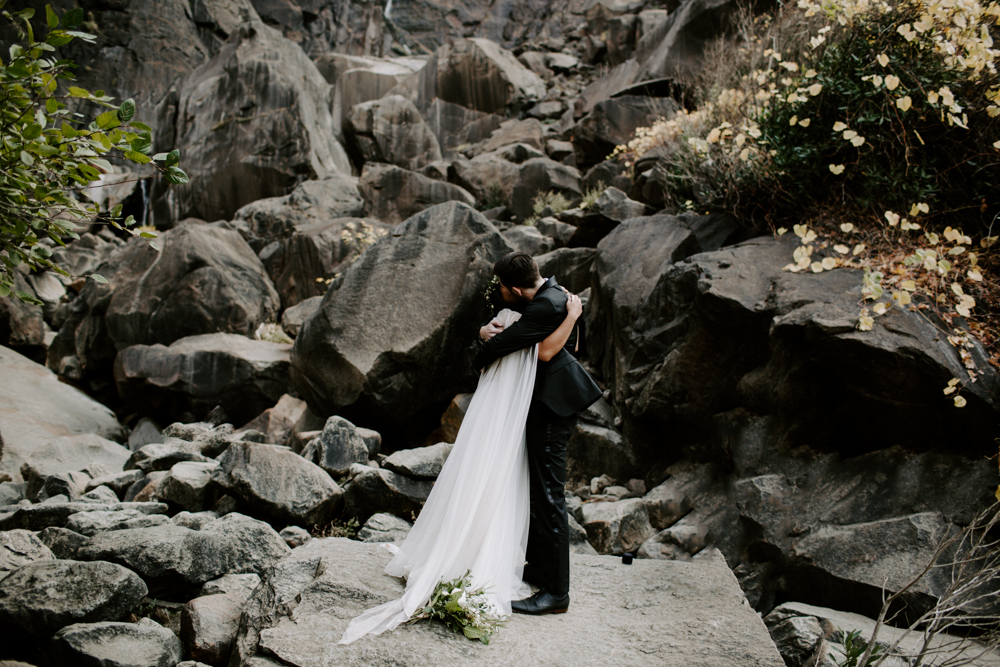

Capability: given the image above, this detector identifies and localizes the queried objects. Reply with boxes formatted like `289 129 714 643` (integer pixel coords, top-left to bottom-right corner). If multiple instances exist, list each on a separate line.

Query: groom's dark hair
494 251 540 289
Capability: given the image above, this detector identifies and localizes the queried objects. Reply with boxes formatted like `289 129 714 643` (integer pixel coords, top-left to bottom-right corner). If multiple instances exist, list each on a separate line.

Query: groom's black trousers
524 400 577 598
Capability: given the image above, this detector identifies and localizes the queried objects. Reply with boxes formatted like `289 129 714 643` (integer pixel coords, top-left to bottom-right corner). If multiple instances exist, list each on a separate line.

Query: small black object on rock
622 552 634 565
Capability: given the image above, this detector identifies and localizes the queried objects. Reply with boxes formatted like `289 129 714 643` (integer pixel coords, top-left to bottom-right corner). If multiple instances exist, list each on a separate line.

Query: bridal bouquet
408 571 506 644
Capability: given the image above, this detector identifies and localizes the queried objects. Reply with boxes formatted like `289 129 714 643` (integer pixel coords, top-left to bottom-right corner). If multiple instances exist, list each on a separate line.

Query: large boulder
114 333 291 426
634 0 739 83
358 163 476 225
77 513 290 595
103 223 280 350
0 502 168 532
0 273 46 356
0 560 147 640
0 346 125 483
580 498 657 555
156 461 221 513
571 96 679 169
261 217 390 310
232 175 366 252
382 442 453 480
390 38 545 115
290 202 513 438
152 18 350 226
344 95 443 171
592 234 1000 465
534 247 597 295
508 158 582 223
228 538 783 666
50 619 182 667
211 442 343 527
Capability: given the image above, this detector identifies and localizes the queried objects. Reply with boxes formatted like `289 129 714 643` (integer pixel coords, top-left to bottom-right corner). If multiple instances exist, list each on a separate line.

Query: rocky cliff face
2 1 999 666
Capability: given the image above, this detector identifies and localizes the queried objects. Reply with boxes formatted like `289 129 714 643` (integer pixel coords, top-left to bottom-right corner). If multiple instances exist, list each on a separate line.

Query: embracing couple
339 251 602 645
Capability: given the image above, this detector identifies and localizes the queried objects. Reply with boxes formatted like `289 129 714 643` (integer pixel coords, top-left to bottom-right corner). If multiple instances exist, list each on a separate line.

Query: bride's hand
566 293 582 320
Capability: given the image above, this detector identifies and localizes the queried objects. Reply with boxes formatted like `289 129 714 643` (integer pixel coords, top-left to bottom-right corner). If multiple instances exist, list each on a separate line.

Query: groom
473 251 602 615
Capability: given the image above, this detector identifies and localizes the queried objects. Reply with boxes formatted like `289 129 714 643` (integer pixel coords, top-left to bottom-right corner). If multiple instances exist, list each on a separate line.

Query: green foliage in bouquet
408 571 506 644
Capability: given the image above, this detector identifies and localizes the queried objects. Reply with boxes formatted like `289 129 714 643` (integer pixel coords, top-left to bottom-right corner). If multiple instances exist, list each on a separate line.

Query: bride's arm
538 294 582 362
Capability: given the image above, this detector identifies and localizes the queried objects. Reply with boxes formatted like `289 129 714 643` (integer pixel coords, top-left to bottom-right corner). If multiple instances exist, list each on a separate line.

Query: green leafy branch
0 2 189 303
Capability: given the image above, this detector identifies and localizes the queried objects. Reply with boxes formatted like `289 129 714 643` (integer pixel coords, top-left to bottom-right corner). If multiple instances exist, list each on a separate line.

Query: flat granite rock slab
252 539 783 667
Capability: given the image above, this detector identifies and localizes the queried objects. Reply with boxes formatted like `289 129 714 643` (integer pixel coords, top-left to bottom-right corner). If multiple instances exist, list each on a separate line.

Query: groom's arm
472 297 564 371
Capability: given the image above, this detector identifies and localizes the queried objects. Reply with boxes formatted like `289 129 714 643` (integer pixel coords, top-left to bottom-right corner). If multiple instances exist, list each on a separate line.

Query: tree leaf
130 122 152 132
117 98 135 123
46 5 59 28
165 149 180 167
68 86 90 98
123 150 152 164
165 165 189 184
19 150 33 166
12 290 43 305
89 274 109 284
96 110 120 130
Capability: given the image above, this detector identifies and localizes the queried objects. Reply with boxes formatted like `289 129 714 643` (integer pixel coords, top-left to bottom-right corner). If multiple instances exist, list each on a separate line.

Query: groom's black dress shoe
511 590 569 615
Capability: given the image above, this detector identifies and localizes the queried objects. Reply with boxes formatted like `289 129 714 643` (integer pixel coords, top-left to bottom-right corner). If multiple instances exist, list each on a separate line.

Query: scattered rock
115 333 292 427
182 594 243 666
382 442 454 480
280 297 323 339
103 223 281 352
65 509 171 537
85 470 144 498
36 527 89 560
642 479 692 530
239 395 311 448
0 560 147 639
212 442 343 527
172 512 220 531
126 444 213 474
200 573 261 603
356 513 412 545
358 163 476 225
19 434 130 501
128 417 163 452
77 513 289 594
391 38 544 115
581 498 656 555
50 619 182 667
278 526 311 549
567 423 638 484
0 530 54 581
343 468 433 524
571 96 679 169
509 158 583 223
345 95 443 171
156 461 221 512
503 225 556 256
300 417 370 478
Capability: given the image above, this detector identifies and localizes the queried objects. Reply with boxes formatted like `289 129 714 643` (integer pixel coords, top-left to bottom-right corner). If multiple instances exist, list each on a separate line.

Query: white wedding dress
339 309 535 644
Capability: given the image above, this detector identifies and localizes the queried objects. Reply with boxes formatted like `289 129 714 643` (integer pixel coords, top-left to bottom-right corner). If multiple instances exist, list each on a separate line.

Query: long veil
339 308 535 644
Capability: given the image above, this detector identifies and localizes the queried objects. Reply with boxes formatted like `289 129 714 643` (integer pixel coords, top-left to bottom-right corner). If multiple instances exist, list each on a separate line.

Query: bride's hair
494 251 540 288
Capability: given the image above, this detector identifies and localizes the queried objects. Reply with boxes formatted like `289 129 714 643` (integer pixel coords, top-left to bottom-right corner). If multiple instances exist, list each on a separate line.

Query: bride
339 292 583 644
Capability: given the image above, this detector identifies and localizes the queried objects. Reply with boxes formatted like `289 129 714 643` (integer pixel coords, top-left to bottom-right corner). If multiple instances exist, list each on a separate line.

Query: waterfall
139 179 149 228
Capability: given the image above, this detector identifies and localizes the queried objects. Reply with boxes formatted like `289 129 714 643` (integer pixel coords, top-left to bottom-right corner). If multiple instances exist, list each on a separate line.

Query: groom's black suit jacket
473 277 602 417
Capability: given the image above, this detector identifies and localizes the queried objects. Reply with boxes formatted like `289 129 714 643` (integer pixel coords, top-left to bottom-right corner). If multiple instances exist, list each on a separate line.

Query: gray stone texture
212 442 343 527
230 538 783 666
49 619 182 667
290 202 513 433
0 560 147 639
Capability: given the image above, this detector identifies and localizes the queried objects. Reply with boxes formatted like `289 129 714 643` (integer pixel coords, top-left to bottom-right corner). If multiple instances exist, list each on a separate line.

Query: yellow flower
843 130 858 140
928 91 939 104
896 96 912 111
829 164 845 174
885 75 901 90
833 121 848 131
885 211 900 225
808 83 823 96
789 116 799 126
851 135 865 147
799 118 811 127
877 53 890 66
